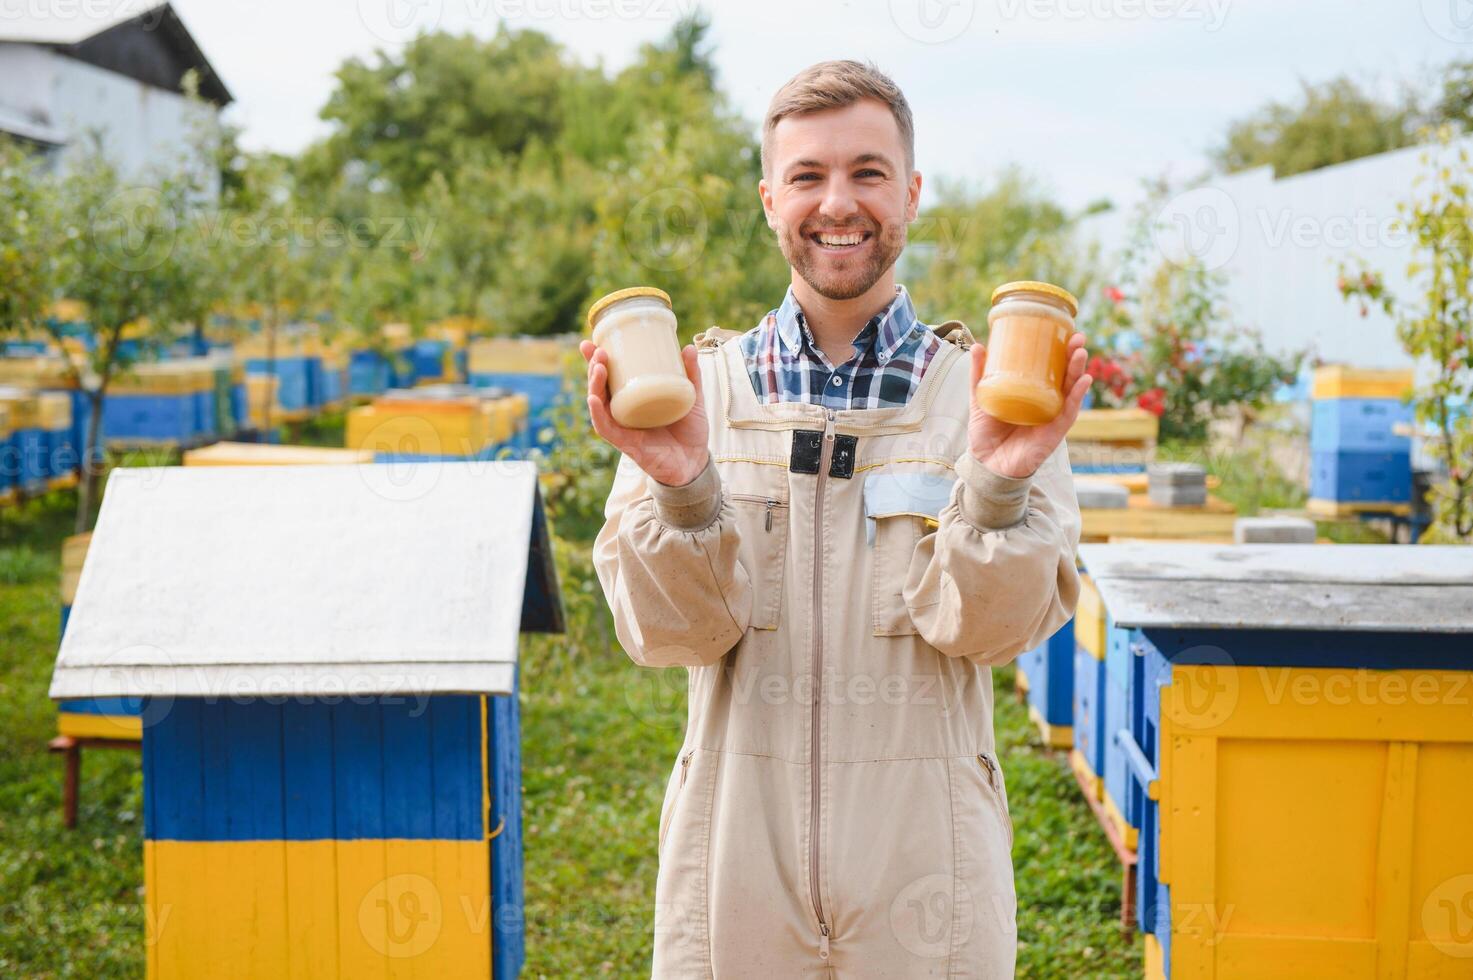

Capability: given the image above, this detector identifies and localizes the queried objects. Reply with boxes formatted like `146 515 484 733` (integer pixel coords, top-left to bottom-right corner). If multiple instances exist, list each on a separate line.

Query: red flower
1104 286 1126 305
1137 387 1166 417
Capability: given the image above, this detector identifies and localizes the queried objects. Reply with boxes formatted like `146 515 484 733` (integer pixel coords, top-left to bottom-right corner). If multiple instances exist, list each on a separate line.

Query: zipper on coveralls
978 752 998 789
810 410 837 960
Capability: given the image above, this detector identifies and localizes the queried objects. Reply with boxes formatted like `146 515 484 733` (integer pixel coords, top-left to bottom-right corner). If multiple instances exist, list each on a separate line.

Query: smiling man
586 60 1087 977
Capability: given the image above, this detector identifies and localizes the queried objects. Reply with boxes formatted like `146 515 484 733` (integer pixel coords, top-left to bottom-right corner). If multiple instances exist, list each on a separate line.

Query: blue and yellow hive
50 461 562 979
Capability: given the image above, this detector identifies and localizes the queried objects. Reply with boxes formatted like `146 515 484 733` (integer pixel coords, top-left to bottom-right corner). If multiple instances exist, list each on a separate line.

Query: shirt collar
774 284 922 362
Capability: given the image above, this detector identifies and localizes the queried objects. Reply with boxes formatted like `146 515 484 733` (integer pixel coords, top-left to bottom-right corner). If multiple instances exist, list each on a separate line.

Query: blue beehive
245 357 313 416
1309 451 1411 504
1018 618 1073 747
1083 542 1473 979
50 462 562 978
348 349 392 397
0 387 48 495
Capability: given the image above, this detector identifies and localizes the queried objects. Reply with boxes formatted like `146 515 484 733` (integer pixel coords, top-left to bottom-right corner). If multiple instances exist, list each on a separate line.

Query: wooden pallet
1306 498 1413 518
48 734 142 829
1081 493 1240 541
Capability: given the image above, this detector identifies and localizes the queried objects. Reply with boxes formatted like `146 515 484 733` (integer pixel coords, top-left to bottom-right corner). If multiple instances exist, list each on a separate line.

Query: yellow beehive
38 391 73 431
0 356 77 388
1311 365 1414 400
110 361 213 395
60 531 92 607
183 442 374 466
346 399 491 458
245 375 279 430
0 403 12 441
1069 408 1160 443
0 387 41 429
468 336 574 375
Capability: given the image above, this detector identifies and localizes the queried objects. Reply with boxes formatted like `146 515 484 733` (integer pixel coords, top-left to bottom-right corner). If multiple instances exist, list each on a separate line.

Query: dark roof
1 3 232 106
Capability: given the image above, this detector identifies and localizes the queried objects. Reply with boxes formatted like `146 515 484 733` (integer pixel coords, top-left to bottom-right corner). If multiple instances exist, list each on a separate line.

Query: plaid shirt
738 285 940 410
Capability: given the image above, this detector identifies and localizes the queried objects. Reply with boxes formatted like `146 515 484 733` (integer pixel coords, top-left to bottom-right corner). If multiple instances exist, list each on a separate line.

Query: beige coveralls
593 324 1082 978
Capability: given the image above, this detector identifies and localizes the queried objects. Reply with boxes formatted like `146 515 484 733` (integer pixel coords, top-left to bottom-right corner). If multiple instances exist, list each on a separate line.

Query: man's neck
790 272 899 366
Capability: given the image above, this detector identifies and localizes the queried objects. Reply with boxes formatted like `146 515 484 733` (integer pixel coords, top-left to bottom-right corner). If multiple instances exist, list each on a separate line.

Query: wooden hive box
1079 542 1473 979
50 462 563 979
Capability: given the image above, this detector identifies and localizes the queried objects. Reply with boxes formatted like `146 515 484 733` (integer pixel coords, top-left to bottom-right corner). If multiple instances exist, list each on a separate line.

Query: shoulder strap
932 319 976 350
694 325 743 350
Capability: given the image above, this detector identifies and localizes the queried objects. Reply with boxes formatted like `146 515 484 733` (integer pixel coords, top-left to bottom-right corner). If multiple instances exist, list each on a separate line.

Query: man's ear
906 170 923 223
758 177 776 229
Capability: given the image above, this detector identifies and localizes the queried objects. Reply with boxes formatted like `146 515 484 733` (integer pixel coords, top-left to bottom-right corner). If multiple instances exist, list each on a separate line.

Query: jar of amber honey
976 281 1078 426
587 287 697 429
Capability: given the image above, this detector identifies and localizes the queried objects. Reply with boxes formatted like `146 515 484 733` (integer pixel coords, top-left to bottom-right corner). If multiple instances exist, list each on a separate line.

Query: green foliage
908 169 1096 323
0 140 60 337
1338 126 1473 541
1082 193 1304 441
1213 75 1417 178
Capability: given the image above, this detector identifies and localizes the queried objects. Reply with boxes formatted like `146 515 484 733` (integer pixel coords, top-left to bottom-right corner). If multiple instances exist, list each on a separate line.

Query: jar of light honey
976 281 1078 426
587 286 696 429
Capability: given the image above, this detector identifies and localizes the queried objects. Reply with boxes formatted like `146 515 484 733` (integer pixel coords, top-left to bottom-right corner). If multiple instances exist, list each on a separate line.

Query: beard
775 216 905 301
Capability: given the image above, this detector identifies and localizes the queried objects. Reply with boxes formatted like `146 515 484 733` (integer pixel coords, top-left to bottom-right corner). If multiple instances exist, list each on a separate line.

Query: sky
157 0 1473 212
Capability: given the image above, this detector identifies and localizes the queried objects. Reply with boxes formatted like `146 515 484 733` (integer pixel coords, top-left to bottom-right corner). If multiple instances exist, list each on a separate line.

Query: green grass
0 483 1139 978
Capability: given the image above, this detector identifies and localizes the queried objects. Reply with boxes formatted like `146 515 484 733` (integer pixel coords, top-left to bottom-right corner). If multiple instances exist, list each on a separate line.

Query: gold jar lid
990 280 1078 317
586 286 673 333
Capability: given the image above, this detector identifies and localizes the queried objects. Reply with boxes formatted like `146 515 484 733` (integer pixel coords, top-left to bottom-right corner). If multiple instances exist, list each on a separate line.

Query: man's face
759 98 921 301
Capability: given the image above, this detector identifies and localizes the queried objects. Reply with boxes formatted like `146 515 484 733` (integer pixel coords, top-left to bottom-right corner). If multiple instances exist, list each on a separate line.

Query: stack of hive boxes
346 386 527 462
0 387 47 495
1068 408 1159 474
1308 365 1414 516
102 360 216 448
237 333 323 423
467 336 574 450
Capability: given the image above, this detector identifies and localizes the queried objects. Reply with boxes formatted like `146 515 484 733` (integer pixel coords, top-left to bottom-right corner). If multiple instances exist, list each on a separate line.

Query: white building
1075 138 1469 373
0 2 230 183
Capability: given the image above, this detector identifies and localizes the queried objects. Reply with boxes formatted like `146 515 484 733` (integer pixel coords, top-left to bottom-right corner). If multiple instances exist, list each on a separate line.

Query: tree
1339 126 1473 542
54 152 205 531
0 139 60 338
1213 76 1417 178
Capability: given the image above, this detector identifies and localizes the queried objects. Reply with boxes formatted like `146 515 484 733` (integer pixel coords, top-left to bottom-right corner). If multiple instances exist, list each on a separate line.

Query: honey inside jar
976 281 1078 426
587 286 697 430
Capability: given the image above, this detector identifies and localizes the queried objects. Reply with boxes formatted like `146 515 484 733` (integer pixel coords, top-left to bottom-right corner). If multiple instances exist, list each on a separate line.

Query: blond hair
761 60 915 176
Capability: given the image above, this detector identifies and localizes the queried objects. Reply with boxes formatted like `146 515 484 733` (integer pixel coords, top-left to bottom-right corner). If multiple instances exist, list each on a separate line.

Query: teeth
816 232 864 247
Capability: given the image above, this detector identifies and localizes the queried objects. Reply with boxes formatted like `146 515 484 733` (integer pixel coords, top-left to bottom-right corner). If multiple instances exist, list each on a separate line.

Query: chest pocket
726 477 791 631
864 471 956 636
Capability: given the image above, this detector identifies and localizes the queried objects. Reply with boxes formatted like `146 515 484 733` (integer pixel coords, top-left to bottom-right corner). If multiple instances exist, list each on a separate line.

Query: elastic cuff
650 457 722 531
956 452 1031 531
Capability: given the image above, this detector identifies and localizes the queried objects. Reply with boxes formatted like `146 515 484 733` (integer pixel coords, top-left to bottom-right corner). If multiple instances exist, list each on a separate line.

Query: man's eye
792 173 820 183
856 169 884 179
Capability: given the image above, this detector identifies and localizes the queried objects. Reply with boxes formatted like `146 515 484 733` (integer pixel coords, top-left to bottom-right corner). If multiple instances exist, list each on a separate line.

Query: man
585 60 1087 977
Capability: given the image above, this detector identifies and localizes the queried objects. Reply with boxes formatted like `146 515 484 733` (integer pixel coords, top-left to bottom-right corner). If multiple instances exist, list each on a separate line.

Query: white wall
0 43 218 193
1074 138 1472 371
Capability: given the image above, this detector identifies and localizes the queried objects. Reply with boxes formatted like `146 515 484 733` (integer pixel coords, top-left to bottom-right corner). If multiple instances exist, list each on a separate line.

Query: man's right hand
580 340 711 487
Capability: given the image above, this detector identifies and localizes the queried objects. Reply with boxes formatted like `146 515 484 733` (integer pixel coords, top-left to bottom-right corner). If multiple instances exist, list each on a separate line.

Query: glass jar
587 287 696 429
976 281 1078 426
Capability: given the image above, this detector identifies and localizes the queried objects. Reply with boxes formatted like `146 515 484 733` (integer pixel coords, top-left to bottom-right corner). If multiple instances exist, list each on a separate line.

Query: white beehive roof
49 461 561 700
1080 542 1473 633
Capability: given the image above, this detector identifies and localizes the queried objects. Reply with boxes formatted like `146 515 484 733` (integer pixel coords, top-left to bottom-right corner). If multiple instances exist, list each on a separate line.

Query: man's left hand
968 333 1091 479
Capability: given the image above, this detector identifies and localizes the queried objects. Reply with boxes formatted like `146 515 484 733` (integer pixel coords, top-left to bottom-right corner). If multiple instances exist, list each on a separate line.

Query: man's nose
818 177 860 222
